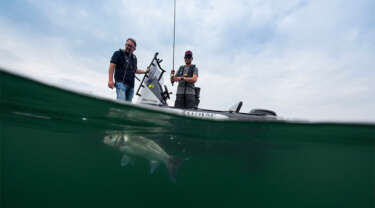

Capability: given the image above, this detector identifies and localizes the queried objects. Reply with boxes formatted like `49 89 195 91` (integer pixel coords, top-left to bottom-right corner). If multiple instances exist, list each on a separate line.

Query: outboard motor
249 109 277 116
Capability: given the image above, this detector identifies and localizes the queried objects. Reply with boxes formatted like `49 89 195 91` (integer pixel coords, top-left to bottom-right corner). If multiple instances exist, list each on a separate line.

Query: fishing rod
171 0 176 86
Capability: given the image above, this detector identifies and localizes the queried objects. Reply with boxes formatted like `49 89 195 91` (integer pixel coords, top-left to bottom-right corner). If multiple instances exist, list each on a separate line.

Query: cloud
0 0 374 122
0 18 112 99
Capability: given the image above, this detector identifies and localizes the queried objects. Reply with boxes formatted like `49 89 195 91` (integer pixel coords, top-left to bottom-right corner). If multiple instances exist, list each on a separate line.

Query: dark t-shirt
110 49 138 88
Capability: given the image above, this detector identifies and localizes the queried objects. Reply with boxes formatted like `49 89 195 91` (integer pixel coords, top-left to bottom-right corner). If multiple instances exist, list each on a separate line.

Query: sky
1 0 374 122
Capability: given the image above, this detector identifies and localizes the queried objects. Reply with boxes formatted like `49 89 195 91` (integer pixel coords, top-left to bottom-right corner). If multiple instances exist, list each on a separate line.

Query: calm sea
1 69 374 208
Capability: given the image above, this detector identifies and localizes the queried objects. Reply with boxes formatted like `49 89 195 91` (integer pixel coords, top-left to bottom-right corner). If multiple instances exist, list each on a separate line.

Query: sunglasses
126 43 136 49
184 55 192 59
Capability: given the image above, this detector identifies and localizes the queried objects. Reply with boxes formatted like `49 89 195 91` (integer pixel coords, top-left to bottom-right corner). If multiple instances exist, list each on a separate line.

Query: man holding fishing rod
170 50 199 109
107 38 150 102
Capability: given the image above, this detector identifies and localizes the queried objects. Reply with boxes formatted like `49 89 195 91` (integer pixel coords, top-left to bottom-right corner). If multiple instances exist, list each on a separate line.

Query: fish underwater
104 134 184 183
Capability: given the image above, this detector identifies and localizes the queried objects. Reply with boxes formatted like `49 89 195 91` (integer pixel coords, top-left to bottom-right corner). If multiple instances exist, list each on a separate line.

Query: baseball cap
184 50 193 58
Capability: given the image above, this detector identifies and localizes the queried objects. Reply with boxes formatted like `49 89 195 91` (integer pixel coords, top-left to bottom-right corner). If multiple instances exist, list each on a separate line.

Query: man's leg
185 94 196 109
125 85 134 102
174 94 184 108
115 83 126 101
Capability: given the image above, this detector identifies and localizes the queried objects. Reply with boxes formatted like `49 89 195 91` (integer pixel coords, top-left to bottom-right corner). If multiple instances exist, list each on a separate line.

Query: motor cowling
249 109 277 116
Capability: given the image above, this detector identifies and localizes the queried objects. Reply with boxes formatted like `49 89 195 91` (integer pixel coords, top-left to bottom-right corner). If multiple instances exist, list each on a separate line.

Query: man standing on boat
107 38 149 102
170 50 199 109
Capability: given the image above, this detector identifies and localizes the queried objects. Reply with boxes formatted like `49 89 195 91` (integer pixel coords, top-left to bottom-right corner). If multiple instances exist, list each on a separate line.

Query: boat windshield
146 60 164 86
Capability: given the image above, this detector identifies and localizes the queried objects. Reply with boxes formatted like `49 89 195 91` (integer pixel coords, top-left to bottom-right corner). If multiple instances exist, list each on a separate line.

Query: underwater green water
1 69 374 208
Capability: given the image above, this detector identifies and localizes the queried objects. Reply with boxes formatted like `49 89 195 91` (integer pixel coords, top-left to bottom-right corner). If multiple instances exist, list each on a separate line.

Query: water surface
1 69 374 208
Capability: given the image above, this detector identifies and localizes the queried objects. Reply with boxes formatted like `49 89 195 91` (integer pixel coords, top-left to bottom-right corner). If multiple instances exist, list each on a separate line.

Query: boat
134 52 278 121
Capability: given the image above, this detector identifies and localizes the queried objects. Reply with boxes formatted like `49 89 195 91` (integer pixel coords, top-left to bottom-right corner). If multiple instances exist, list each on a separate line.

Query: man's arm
181 74 198 83
171 67 183 82
172 75 181 82
172 74 197 82
108 63 116 89
135 67 150 74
